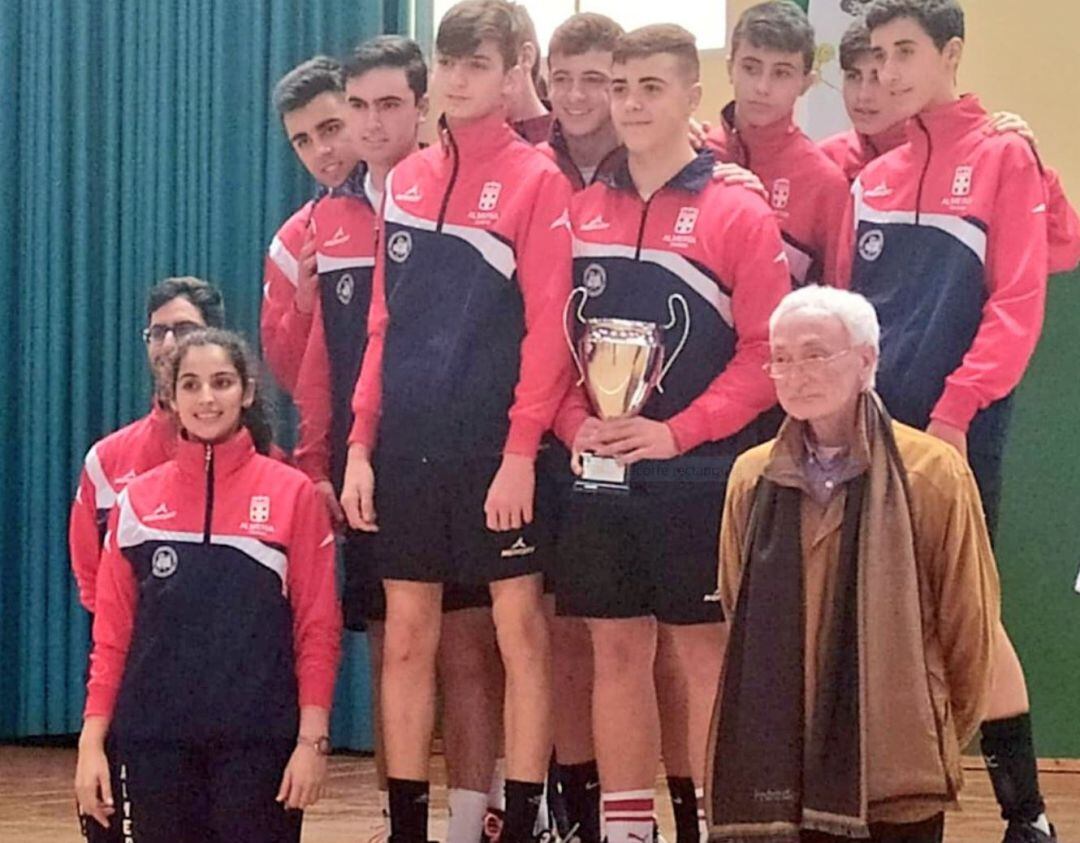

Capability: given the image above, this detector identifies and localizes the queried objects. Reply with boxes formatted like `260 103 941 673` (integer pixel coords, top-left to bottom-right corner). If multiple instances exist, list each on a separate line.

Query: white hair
769 286 880 387
769 285 880 352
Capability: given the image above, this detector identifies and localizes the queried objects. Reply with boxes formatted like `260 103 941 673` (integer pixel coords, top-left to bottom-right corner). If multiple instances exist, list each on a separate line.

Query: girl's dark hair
170 328 275 455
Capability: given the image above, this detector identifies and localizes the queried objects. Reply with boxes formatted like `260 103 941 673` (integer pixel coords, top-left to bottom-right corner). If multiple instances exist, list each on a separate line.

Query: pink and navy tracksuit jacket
554 150 790 480
69 406 177 613
292 166 378 488
822 122 1080 275
707 102 849 287
85 428 341 744
838 96 1050 455
349 111 574 461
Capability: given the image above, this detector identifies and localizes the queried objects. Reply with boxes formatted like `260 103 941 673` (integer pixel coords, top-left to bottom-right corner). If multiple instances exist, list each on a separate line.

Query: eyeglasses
763 349 853 380
142 321 204 344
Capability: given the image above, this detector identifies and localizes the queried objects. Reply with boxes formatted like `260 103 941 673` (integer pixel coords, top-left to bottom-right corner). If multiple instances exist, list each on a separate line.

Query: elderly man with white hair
706 286 1001 843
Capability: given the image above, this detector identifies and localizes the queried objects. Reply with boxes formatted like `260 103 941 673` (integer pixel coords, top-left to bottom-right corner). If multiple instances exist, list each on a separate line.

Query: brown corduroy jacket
718 420 1001 824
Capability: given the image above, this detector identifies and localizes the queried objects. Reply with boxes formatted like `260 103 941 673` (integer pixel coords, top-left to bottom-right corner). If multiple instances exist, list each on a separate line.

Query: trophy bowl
563 286 690 494
574 318 666 493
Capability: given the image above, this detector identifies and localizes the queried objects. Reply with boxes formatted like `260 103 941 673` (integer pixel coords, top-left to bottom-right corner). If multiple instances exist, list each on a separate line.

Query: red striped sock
603 789 655 843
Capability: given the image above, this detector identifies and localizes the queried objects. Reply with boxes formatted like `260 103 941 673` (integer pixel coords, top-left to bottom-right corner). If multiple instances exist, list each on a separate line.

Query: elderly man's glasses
764 349 853 380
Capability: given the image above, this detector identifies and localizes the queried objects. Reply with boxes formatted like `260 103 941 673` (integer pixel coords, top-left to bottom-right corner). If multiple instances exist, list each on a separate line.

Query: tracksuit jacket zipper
634 196 656 260
203 444 214 544
437 126 461 232
914 116 933 225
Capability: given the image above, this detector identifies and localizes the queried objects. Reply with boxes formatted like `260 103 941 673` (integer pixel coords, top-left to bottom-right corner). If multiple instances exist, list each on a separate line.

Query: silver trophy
563 286 690 493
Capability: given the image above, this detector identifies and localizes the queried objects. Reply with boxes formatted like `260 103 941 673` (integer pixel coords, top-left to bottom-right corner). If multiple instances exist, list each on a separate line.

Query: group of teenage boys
72 0 1077 841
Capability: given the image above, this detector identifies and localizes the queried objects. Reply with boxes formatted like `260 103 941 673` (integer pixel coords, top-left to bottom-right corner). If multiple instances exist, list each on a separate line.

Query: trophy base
574 454 630 495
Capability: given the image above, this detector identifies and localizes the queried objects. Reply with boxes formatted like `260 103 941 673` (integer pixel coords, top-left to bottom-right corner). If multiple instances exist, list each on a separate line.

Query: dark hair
146 276 225 328
613 24 700 83
865 0 964 49
731 1 816 75
272 55 344 116
170 329 275 455
549 13 624 60
343 35 428 102
436 0 520 74
839 19 873 71
510 3 541 89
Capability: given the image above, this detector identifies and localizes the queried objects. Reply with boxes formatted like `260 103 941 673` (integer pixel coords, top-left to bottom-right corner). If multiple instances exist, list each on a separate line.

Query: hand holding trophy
563 283 690 493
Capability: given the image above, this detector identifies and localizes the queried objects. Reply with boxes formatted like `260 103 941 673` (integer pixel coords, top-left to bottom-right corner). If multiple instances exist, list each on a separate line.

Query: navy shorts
341 530 491 631
372 455 554 586
555 479 726 626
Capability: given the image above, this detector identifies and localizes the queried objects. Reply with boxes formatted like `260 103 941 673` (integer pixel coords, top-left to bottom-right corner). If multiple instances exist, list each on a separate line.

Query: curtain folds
0 0 429 749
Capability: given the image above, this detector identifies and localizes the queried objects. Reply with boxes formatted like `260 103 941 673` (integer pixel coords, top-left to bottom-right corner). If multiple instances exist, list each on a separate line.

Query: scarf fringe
707 811 871 841
802 809 871 839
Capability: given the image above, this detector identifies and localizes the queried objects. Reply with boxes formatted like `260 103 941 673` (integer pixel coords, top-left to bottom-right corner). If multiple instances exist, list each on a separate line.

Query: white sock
448 788 490 843
695 786 706 843
488 758 507 811
1033 814 1052 835
603 789 655 843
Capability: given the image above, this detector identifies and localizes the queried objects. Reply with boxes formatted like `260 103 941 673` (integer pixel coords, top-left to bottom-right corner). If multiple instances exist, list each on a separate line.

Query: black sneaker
1003 821 1058 843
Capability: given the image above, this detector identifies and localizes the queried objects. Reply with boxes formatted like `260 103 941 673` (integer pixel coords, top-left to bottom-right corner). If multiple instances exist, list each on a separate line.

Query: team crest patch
771 178 791 210
858 229 885 262
952 165 973 197
674 207 699 235
151 546 178 578
478 181 502 211
582 263 607 297
336 273 354 305
387 231 412 263
249 495 271 524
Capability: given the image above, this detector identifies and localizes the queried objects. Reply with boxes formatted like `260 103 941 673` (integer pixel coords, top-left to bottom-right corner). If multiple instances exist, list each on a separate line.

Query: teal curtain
0 0 429 748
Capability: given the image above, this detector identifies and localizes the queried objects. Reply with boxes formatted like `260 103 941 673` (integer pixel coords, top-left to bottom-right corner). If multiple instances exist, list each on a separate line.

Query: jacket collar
548 119 626 189
512 108 555 145
762 399 873 493
863 119 909 159
721 100 801 165
315 162 372 209
176 426 256 480
906 94 988 148
599 148 714 196
439 110 519 159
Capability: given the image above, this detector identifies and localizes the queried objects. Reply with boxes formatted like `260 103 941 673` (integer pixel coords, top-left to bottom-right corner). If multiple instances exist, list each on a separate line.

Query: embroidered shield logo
249 495 271 524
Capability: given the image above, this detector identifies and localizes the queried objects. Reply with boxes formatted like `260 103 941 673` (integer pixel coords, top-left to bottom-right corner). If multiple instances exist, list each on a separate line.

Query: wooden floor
2 746 1078 842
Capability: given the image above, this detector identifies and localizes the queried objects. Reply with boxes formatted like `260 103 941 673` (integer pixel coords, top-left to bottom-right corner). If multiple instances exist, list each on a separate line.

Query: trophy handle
657 293 690 394
563 286 589 386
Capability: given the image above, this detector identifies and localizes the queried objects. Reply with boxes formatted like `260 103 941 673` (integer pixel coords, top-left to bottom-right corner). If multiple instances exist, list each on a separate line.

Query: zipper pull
204 443 212 470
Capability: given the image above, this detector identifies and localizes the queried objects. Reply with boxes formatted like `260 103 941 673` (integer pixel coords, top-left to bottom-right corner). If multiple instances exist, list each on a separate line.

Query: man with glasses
710 285 999 843
69 276 225 618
